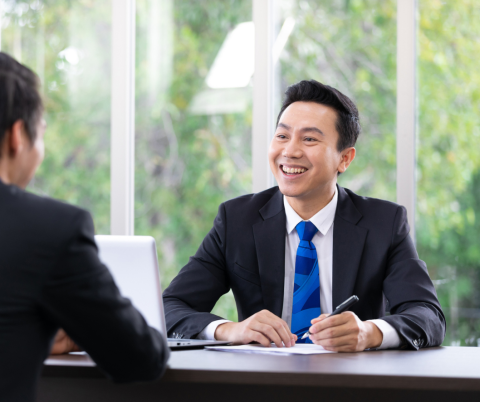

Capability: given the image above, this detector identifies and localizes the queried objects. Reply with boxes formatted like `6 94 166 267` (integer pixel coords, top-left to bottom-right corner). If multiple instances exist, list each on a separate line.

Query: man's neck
0 165 11 185
285 183 336 220
0 159 21 188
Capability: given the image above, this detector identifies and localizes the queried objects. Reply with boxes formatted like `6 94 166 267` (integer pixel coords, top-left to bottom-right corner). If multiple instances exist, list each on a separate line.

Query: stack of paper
206 343 337 355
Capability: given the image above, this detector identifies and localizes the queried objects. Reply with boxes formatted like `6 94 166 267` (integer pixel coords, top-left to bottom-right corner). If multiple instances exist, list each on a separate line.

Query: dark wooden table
39 346 480 402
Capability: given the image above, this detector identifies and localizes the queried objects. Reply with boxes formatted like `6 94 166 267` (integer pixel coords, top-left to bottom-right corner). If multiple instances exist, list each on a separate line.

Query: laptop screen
95 235 168 338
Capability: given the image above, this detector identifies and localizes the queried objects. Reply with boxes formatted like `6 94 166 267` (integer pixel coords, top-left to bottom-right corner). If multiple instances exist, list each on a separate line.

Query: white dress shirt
198 188 401 349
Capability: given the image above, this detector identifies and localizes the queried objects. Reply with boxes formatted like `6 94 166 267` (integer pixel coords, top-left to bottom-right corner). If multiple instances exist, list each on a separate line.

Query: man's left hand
308 312 383 352
50 329 81 355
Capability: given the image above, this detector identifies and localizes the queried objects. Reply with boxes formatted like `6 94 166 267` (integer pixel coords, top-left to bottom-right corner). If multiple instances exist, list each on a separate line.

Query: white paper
206 343 337 355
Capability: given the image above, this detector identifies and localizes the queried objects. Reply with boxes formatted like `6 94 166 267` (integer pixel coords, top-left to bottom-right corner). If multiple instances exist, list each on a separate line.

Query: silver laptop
95 235 230 350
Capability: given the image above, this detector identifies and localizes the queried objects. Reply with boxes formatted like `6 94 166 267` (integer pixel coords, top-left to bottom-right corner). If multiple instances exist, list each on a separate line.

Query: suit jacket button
413 339 419 346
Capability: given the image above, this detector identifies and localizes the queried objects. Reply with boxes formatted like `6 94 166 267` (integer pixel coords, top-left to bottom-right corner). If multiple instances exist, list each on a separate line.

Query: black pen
300 295 360 340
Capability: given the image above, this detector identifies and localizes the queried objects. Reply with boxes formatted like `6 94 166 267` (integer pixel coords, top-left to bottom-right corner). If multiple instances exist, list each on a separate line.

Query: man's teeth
282 166 306 174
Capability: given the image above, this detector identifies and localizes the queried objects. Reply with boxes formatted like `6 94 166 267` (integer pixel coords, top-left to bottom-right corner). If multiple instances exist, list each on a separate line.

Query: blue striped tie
292 221 320 344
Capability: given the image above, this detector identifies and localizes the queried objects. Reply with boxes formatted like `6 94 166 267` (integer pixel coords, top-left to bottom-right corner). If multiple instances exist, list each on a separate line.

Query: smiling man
163 80 445 351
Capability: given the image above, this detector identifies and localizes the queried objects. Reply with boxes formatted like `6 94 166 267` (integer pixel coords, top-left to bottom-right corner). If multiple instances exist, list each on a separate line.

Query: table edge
41 364 480 392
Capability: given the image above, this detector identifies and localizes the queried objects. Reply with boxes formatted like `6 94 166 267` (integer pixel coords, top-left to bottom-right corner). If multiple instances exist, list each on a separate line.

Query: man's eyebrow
276 123 325 137
277 122 291 130
299 127 325 136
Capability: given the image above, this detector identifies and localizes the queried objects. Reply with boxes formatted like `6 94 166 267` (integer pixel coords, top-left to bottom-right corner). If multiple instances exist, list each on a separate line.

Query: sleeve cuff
368 319 402 349
196 320 232 340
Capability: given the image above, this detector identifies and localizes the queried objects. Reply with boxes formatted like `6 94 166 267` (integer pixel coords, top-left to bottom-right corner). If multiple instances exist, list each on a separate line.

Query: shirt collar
283 186 338 236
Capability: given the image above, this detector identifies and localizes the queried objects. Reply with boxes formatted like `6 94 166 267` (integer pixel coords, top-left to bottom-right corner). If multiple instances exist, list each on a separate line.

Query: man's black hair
0 51 43 153
276 80 360 151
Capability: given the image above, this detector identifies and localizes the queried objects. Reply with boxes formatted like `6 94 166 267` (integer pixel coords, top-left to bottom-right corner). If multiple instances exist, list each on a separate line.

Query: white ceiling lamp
273 17 295 64
206 21 255 89
191 18 296 115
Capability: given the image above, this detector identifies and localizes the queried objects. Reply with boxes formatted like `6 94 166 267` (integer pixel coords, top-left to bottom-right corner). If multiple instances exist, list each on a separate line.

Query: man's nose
282 139 303 159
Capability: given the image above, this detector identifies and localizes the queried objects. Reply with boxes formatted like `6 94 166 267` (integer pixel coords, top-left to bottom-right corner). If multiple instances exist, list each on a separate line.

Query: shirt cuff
196 320 232 340
368 319 402 349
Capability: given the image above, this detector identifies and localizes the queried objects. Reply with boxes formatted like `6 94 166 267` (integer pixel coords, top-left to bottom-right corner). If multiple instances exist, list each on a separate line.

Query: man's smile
279 164 309 177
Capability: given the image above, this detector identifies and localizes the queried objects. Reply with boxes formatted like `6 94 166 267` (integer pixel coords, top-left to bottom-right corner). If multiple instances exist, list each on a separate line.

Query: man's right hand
214 310 297 347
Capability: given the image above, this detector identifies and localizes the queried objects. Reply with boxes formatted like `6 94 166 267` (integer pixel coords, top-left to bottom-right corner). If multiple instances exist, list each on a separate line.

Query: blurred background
1 0 479 345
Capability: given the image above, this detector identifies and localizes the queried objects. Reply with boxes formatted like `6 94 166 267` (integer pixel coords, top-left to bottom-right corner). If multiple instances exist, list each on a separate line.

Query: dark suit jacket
0 181 169 402
163 185 445 349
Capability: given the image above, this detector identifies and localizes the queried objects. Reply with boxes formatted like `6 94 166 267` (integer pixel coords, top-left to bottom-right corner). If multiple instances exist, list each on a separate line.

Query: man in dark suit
164 79 445 351
0 52 169 402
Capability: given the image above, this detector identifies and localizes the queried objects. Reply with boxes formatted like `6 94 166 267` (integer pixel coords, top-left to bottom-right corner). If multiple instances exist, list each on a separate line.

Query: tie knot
296 221 318 242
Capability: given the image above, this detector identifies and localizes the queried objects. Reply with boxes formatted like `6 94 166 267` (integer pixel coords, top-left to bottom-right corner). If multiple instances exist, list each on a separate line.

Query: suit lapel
332 186 368 310
253 189 286 317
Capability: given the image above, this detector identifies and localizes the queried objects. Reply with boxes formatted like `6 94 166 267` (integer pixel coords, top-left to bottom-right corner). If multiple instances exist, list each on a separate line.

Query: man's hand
308 312 383 352
214 310 297 347
50 329 81 355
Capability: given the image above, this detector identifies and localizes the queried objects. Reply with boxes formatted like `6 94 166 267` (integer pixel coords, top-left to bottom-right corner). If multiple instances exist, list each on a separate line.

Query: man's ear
5 120 27 158
337 147 356 174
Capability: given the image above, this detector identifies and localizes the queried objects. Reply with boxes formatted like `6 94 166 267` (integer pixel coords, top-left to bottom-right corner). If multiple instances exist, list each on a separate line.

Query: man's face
17 117 46 188
268 101 351 200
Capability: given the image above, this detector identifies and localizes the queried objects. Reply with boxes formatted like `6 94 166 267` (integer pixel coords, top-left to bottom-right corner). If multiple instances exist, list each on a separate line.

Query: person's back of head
0 52 45 188
0 52 43 152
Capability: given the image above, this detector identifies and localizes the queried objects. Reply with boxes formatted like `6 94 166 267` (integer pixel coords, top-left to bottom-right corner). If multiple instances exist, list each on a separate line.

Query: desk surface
43 346 480 391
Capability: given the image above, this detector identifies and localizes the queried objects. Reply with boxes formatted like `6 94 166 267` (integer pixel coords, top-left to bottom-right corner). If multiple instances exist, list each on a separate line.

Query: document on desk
206 344 337 355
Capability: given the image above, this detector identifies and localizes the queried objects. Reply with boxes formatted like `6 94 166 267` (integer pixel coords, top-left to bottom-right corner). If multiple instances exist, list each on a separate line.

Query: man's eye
305 137 316 142
276 134 287 139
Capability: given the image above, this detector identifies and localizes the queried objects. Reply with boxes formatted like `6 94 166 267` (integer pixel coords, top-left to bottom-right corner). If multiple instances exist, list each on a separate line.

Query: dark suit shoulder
5 182 86 216
221 187 280 224
339 186 410 244
2 181 84 214
0 182 92 246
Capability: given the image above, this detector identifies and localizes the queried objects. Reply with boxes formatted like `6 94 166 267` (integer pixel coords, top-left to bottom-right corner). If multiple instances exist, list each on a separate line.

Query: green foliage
1 0 111 233
278 0 397 201
134 0 252 321
3 0 480 343
416 0 480 345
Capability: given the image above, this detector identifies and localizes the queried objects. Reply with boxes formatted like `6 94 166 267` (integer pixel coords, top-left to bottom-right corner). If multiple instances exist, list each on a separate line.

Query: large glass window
417 0 480 346
5 1 480 345
274 0 397 201
135 0 253 321
1 0 111 233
